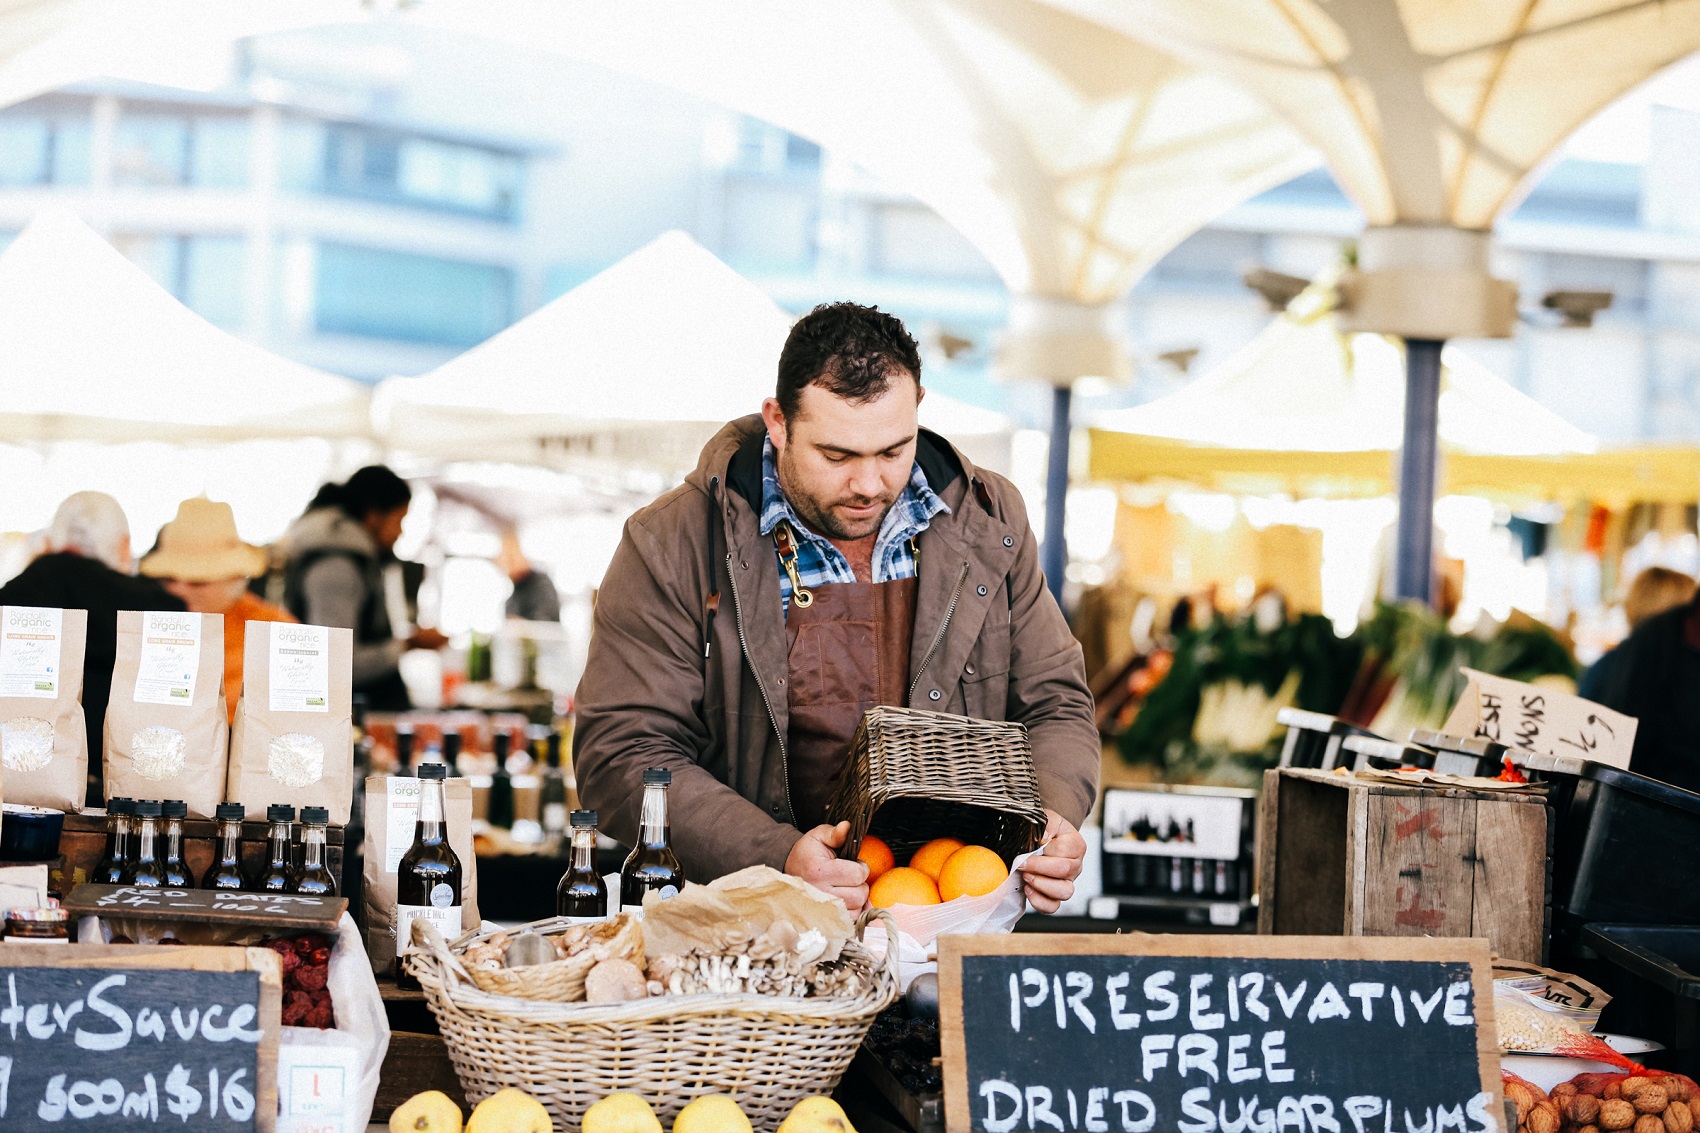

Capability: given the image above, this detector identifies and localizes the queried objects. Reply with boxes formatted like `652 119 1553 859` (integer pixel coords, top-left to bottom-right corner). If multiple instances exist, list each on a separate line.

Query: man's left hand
1017 809 1086 914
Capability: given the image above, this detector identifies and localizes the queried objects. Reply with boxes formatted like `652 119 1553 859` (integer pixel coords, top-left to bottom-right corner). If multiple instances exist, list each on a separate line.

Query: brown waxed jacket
574 415 1099 882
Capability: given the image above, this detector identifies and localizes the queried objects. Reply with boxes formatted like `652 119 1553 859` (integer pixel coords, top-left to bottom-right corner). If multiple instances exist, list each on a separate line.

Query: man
0 491 184 802
1592 584 1700 793
576 302 1097 912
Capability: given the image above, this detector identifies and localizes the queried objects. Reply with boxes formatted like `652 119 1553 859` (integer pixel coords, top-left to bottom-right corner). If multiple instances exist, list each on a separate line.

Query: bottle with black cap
259 805 296 893
556 810 607 921
160 800 193 888
396 761 461 989
487 730 515 831
394 725 415 775
294 807 337 897
202 803 250 891
538 729 568 842
440 731 462 774
94 798 135 884
619 768 683 913
124 801 168 887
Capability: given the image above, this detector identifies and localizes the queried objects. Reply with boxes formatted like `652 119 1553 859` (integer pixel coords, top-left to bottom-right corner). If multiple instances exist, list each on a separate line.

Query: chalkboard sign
939 935 1500 1133
64 885 346 933
0 943 281 1132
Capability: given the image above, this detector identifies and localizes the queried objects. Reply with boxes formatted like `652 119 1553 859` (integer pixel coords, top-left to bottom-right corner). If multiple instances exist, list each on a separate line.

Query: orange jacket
223 592 298 723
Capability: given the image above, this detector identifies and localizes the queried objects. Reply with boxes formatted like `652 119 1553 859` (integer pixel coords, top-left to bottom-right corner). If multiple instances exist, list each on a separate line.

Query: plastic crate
1579 924 1700 1077
1275 709 1381 770
1553 764 1700 926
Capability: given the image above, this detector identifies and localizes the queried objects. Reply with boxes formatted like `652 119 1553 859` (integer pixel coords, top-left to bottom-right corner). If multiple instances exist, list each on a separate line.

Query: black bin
1579 924 1700 1077
1553 765 1700 926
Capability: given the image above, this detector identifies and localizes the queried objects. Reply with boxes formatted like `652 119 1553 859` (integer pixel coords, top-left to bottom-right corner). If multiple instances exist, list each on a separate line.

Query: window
112 113 189 186
190 116 250 188
317 123 521 219
0 111 91 186
111 233 247 327
314 242 512 347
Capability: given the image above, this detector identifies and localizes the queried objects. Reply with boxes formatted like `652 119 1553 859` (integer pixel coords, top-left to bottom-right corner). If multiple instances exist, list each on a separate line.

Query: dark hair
776 302 922 422
313 465 411 520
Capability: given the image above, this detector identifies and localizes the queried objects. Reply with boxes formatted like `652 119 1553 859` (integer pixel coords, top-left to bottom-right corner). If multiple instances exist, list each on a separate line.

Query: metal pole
1043 384 1071 606
1395 337 1444 604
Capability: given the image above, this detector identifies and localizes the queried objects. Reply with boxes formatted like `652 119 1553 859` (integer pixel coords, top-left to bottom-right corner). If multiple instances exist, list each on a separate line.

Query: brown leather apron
777 522 917 831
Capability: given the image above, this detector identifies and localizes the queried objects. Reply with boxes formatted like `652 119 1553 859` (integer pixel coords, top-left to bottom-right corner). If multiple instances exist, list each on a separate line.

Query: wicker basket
826 706 1048 865
457 913 645 1001
405 911 899 1131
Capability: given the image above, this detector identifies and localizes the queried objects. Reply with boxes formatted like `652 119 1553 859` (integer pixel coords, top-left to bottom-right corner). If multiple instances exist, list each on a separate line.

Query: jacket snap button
1003 536 1014 547
740 560 749 570
776 677 785 686
928 689 941 701
965 663 976 676
977 584 988 596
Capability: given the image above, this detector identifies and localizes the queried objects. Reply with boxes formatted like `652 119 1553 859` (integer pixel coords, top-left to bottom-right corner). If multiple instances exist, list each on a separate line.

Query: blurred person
282 466 446 711
1579 566 1697 701
139 498 296 724
1593 566 1700 791
499 527 561 623
0 491 183 802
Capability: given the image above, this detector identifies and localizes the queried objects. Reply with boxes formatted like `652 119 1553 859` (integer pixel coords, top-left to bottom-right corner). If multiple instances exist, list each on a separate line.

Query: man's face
164 576 248 614
762 373 923 541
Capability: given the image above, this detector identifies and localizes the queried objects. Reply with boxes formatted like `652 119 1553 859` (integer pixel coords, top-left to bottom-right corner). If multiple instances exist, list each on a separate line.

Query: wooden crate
1256 768 1549 962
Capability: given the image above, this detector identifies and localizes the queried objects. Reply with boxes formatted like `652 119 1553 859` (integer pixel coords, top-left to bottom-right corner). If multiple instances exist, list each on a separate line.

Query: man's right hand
407 628 449 650
785 821 870 912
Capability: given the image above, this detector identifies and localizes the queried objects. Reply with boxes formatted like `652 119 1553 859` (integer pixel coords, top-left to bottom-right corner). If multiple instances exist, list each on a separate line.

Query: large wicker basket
826 706 1048 866
405 911 899 1131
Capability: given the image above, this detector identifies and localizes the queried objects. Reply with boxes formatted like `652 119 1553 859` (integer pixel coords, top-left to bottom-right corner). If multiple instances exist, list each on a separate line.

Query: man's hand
407 628 449 651
785 821 870 912
1018 809 1086 914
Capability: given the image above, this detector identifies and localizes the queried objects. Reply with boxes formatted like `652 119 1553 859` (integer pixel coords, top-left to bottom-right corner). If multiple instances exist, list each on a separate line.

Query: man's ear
761 397 788 452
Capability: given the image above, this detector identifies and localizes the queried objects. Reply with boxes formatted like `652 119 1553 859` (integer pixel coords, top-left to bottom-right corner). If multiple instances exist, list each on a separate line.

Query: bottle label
563 914 607 926
620 884 678 916
396 902 461 954
0 606 63 699
430 882 455 908
269 623 330 713
133 611 202 706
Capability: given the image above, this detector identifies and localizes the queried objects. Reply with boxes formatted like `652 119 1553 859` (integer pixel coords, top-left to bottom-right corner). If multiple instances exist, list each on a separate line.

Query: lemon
778 1096 856 1133
672 1094 753 1133
467 1087 553 1133
583 1093 664 1133
390 1090 463 1133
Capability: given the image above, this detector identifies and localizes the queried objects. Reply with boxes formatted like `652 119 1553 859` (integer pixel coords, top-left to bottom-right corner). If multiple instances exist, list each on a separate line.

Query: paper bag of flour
362 774 481 973
0 606 88 811
103 610 225 817
228 622 355 824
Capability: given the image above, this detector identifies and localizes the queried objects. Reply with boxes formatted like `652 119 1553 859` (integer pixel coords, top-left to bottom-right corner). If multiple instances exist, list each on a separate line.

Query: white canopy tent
0 208 372 443
374 230 1016 475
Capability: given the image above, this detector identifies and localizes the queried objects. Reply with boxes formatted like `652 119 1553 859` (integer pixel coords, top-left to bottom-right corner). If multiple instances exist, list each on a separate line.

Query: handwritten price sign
1444 668 1636 770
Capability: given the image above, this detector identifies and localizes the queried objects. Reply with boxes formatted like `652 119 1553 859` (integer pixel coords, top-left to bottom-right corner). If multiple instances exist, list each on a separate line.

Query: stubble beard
776 443 891 541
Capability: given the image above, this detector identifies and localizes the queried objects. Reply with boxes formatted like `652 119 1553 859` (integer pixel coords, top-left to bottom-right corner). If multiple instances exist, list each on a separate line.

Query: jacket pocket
958 615 1011 719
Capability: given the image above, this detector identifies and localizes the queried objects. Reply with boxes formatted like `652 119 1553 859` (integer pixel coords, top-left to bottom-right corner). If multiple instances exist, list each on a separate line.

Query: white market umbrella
0 208 372 442
375 230 1013 472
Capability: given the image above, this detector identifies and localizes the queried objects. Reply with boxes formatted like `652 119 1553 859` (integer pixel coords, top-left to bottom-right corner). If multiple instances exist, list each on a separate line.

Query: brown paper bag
227 622 355 824
0 606 88 812
362 773 481 974
103 610 226 817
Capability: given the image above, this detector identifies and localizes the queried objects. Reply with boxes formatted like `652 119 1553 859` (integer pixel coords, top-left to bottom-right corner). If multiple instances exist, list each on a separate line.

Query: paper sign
0 864 49 912
268 624 330 714
276 1042 359 1133
0 606 63 699
1442 668 1635 770
132 610 202 706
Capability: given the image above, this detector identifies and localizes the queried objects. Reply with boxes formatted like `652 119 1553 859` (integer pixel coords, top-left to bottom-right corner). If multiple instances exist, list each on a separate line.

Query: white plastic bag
278 912 390 1133
865 849 1038 990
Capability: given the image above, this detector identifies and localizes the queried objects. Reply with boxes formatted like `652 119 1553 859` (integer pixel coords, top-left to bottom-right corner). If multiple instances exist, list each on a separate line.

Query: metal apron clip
773 521 814 609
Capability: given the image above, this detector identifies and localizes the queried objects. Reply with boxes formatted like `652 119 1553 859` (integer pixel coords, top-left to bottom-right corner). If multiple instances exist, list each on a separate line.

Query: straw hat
140 498 268 582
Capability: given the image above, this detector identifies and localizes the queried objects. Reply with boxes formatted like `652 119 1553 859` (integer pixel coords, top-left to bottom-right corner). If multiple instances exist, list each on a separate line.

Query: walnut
1508 1081 1540 1123
1581 1124 1602 1133
1636 1088 1671 1115
1625 1081 1657 1101
1602 1100 1638 1130
1571 1094 1603 1126
1666 1081 1695 1106
1639 1116 1668 1133
1610 1085 1626 1101
1554 1084 1579 1099
1666 1101 1694 1133
1528 1100 1561 1133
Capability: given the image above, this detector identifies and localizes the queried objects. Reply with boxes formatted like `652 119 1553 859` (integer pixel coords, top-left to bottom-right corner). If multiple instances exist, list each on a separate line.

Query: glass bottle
160 800 193 888
539 730 568 842
395 762 462 989
294 806 338 896
202 803 249 891
440 731 462 775
394 726 415 775
487 731 515 831
620 768 684 913
556 809 607 921
94 798 134 885
124 801 167 887
259 804 296 893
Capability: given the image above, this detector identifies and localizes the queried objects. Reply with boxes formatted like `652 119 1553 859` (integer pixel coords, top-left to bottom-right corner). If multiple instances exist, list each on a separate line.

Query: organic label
384 778 422 873
0 606 63 700
269 623 330 714
133 611 201 707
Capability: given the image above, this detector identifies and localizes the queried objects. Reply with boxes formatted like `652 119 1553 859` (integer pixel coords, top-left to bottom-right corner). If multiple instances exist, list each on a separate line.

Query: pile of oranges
858 834 1010 907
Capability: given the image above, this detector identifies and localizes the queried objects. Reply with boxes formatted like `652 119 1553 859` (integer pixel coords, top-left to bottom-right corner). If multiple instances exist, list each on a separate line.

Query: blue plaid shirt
759 438 949 613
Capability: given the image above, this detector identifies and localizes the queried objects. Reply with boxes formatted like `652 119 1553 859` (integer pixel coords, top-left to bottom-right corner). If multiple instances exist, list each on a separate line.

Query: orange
856 834 896 882
909 837 966 880
868 867 941 908
938 845 1010 901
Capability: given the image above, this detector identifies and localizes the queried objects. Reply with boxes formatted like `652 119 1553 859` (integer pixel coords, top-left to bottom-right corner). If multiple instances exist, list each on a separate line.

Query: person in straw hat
141 498 296 724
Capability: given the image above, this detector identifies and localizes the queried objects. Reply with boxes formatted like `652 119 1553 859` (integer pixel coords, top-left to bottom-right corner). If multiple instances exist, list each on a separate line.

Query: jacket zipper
910 560 970 703
725 547 793 821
